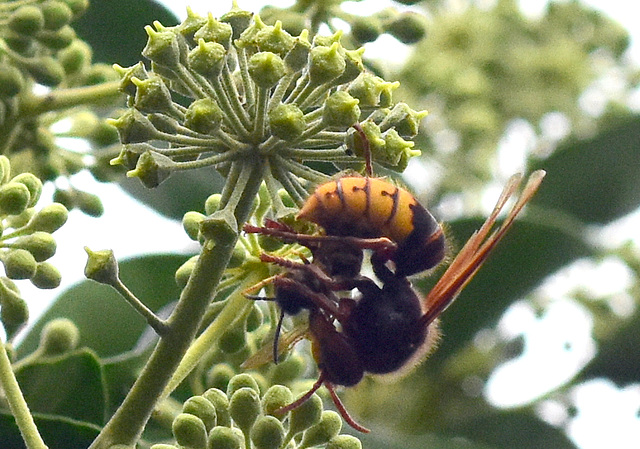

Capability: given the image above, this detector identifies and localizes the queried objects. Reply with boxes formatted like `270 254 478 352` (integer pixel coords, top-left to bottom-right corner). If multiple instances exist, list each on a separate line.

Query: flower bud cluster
155 373 360 449
111 6 424 214
0 0 120 217
0 156 68 338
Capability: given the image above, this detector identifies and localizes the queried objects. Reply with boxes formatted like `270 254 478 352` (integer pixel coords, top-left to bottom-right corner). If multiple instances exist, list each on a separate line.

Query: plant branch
21 81 123 117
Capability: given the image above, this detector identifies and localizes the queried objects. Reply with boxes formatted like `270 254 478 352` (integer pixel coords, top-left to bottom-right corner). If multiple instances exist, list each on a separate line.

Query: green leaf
119 167 225 220
418 218 592 359
17 254 188 358
0 412 100 449
357 430 497 449
73 0 179 65
14 348 106 425
531 115 640 224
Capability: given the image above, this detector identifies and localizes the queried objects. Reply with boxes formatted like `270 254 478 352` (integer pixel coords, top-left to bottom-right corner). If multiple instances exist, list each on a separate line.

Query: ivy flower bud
4 249 37 280
227 373 261 397
269 103 305 140
218 325 246 354
75 190 104 217
385 12 427 44
12 173 43 208
109 109 159 144
26 203 68 233
42 1 74 31
183 211 205 241
173 413 207 449
0 65 25 99
38 318 79 356
23 56 65 86
300 411 342 448
236 14 268 49
309 43 346 86
175 255 198 288
204 194 222 215
203 388 232 427
143 26 183 69
132 76 174 114
114 62 149 97
289 392 322 434
127 150 177 188
0 157 10 185
327 435 362 449
83 247 118 285
348 72 398 107
9 6 44 35
250 415 285 449
183 396 217 432
245 304 263 331
220 5 253 40
37 25 75 50
229 387 261 433
207 426 243 449
188 40 226 79
13 232 56 262
261 385 293 417
30 262 62 289
206 364 235 393
271 353 305 384
175 8 207 42
333 48 365 86
185 98 224 134
62 0 89 17
284 30 311 71
322 91 360 128
0 182 31 216
255 21 294 56
193 14 233 49
0 290 29 335
351 16 383 44
249 52 285 89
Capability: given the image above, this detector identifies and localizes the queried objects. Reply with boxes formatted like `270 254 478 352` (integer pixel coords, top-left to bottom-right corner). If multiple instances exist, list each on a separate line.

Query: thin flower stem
0 341 48 449
112 278 168 336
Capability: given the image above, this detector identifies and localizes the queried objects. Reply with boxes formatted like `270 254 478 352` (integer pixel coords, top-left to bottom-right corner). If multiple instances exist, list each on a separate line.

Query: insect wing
242 324 309 369
421 170 546 326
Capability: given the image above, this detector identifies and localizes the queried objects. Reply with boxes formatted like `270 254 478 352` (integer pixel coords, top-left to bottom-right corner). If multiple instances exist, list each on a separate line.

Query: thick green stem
88 160 264 449
20 81 123 117
0 342 48 449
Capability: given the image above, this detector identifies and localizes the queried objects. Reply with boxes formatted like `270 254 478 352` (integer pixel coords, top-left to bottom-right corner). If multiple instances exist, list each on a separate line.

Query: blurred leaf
74 0 179 66
14 349 106 426
357 429 496 449
119 167 225 220
0 412 100 449
418 218 592 359
17 254 188 358
531 115 640 224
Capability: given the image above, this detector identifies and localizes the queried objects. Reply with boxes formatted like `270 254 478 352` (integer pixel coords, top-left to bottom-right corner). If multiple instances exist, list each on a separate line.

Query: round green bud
175 255 198 288
4 249 37 280
188 40 226 79
132 76 174 114
227 373 260 397
37 25 76 50
271 353 305 385
202 388 232 427
185 98 224 135
142 26 183 69
218 326 246 354
322 91 360 128
27 203 68 233
0 65 25 99
229 387 261 432
183 211 205 241
351 16 382 44
284 31 311 71
76 191 104 217
52 189 75 210
333 48 365 86
175 8 207 42
204 194 222 215
309 43 346 86
220 6 253 41
347 72 396 108
245 304 263 332
30 262 62 289
9 6 44 35
13 232 56 262
173 413 207 449
1 277 20 294
0 292 29 334
380 102 426 137
251 415 285 449
23 56 65 86
41 1 74 30
11 173 42 208
226 241 246 268
255 21 294 56
261 385 293 417
384 12 427 44
0 182 31 217
193 14 233 49
326 434 362 449
109 109 158 144
4 209 33 231
207 426 243 449
300 410 342 448
127 150 176 188
269 104 305 141
0 156 11 185
289 393 322 434
206 364 236 394
183 396 217 432
248 52 285 89
61 0 89 17
83 247 118 285
39 318 79 356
